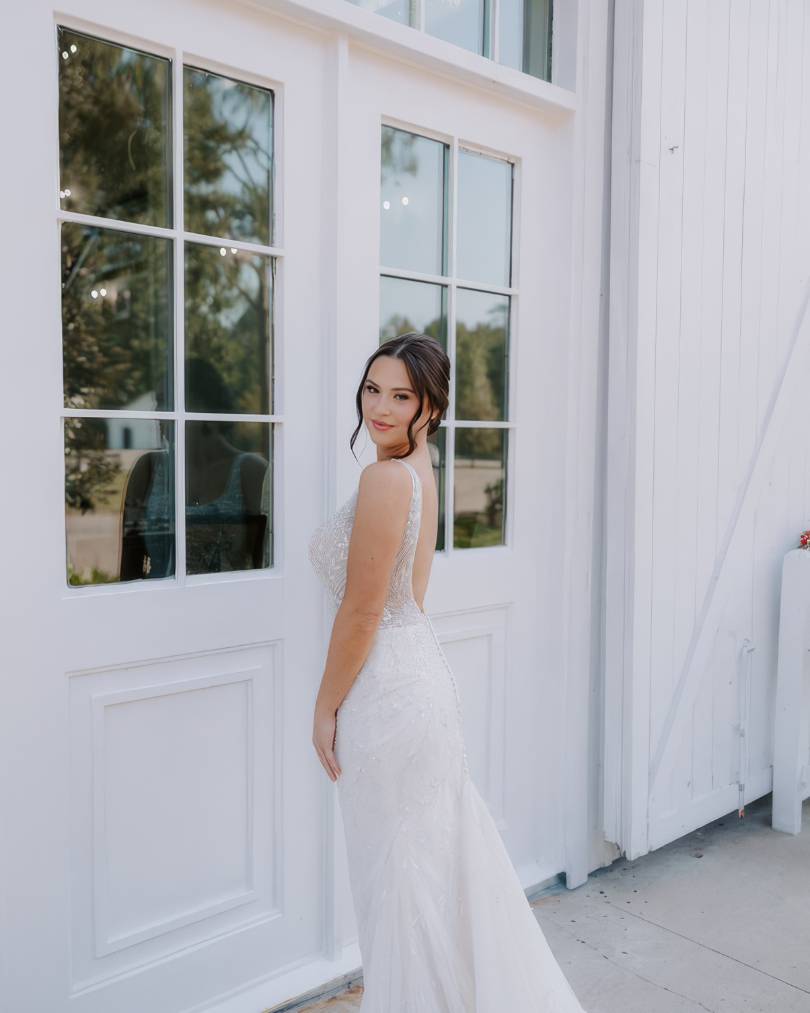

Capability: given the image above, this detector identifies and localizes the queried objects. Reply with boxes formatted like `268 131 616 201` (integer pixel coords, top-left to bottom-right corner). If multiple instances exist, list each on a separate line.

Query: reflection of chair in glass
120 447 175 580
120 357 270 579
184 426 269 574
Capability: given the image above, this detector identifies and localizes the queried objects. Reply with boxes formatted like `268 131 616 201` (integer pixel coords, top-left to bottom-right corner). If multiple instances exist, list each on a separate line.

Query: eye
364 384 377 393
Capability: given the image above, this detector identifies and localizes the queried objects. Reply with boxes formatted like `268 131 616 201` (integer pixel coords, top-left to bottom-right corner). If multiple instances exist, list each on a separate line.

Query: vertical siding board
736 0 772 786
776 0 804 360
757 1 784 438
750 0 805 780
717 0 749 556
676 0 712 804
603 0 640 845
746 0 784 799
695 0 730 608
754 2 784 745
630 0 665 856
648 0 688 784
799 2 810 556
697 2 731 796
737 0 769 490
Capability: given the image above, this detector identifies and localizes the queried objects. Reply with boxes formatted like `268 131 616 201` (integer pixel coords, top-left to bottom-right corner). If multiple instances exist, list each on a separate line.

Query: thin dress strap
392 456 418 491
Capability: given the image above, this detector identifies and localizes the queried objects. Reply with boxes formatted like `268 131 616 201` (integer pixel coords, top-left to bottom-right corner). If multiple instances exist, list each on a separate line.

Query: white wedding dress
308 456 586 1012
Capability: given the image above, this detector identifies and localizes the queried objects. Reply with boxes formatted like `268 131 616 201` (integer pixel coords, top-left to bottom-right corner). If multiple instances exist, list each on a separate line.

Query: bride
309 333 587 1011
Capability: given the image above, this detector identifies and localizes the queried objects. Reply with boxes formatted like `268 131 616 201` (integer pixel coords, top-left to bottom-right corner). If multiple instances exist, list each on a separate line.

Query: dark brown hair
350 332 450 461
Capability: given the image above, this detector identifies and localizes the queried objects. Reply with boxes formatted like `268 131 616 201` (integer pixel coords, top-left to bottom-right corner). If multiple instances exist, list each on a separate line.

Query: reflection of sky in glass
184 68 273 245
457 150 513 286
381 127 446 275
497 0 523 69
348 0 411 23
380 276 446 344
425 0 484 54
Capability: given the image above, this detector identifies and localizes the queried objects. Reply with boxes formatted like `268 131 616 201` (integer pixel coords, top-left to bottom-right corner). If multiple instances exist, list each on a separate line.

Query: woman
308 333 586 1011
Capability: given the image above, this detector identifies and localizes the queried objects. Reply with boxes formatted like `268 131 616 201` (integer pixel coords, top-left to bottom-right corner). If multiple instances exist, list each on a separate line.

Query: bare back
404 455 439 612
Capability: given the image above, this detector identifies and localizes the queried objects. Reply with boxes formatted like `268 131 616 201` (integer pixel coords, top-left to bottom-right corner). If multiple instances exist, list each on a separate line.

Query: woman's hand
312 698 342 782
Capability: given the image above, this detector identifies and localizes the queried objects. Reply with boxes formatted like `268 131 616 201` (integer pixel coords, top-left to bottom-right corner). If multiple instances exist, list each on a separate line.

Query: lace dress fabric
308 457 587 1012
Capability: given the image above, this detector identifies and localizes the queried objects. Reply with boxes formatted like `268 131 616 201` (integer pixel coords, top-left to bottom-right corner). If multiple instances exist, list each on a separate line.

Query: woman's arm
312 459 412 781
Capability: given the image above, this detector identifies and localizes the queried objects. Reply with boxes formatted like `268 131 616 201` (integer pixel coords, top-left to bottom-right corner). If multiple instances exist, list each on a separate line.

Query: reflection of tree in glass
185 248 273 416
381 127 420 186
183 72 275 416
61 223 172 411
455 299 508 441
59 35 275 418
380 312 445 347
64 418 121 515
184 68 273 245
484 477 503 527
58 27 171 226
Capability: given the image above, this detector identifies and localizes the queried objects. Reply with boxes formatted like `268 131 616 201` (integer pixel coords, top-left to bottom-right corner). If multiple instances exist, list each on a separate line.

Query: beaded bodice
307 457 425 630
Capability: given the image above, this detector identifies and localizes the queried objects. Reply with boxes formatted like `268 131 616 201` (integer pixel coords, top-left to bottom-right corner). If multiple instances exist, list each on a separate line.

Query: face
362 354 434 455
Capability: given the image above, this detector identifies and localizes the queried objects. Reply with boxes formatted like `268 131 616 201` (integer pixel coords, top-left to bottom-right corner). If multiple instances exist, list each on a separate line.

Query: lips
372 420 393 430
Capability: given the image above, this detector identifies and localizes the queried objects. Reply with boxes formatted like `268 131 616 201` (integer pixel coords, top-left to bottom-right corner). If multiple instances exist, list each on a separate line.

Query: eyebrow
365 377 416 393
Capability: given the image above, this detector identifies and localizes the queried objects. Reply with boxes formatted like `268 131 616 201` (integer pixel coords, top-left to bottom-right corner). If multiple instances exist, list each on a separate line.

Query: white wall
606 0 810 857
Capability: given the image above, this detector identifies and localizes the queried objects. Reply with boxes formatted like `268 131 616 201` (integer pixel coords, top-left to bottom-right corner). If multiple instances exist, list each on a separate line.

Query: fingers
313 740 341 781
326 746 342 780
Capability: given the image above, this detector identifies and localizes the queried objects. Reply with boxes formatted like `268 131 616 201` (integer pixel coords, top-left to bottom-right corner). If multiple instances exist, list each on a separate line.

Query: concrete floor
287 795 810 1012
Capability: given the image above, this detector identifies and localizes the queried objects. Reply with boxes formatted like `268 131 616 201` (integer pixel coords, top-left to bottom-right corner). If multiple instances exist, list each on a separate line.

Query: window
380 124 514 550
59 26 275 586
349 0 553 82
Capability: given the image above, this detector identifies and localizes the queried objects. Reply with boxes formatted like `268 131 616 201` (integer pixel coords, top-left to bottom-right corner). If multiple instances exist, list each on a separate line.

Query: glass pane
380 276 447 347
498 0 552 80
184 67 274 246
498 0 524 70
457 150 513 286
58 27 172 228
185 421 272 575
185 244 274 415
61 222 173 411
381 126 447 275
65 418 175 585
428 426 447 551
425 0 485 54
455 288 509 421
453 428 507 548
347 0 412 24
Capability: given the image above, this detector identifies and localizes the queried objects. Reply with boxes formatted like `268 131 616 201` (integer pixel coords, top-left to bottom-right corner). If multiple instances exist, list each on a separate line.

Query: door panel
4 4 331 1011
336 44 574 882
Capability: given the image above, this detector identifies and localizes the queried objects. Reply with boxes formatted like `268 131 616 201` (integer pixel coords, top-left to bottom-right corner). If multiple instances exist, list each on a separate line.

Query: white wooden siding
606 0 810 856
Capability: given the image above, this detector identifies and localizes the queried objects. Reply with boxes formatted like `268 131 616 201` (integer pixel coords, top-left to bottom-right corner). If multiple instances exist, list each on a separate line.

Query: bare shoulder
357 459 412 505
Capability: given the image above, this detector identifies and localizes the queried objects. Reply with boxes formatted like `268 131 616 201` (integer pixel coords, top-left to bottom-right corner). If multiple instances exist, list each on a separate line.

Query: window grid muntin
57 21 281 590
379 122 517 553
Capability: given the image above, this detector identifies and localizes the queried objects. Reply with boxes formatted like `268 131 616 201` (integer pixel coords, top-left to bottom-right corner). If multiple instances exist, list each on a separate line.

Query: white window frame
56 16 284 594
380 116 519 554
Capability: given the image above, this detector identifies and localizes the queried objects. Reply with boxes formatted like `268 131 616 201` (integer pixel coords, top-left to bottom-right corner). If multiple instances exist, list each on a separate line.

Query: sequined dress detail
308 457 587 1012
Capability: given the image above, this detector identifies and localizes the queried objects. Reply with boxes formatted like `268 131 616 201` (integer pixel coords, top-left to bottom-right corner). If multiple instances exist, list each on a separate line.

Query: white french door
3 4 333 1011
334 44 576 889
